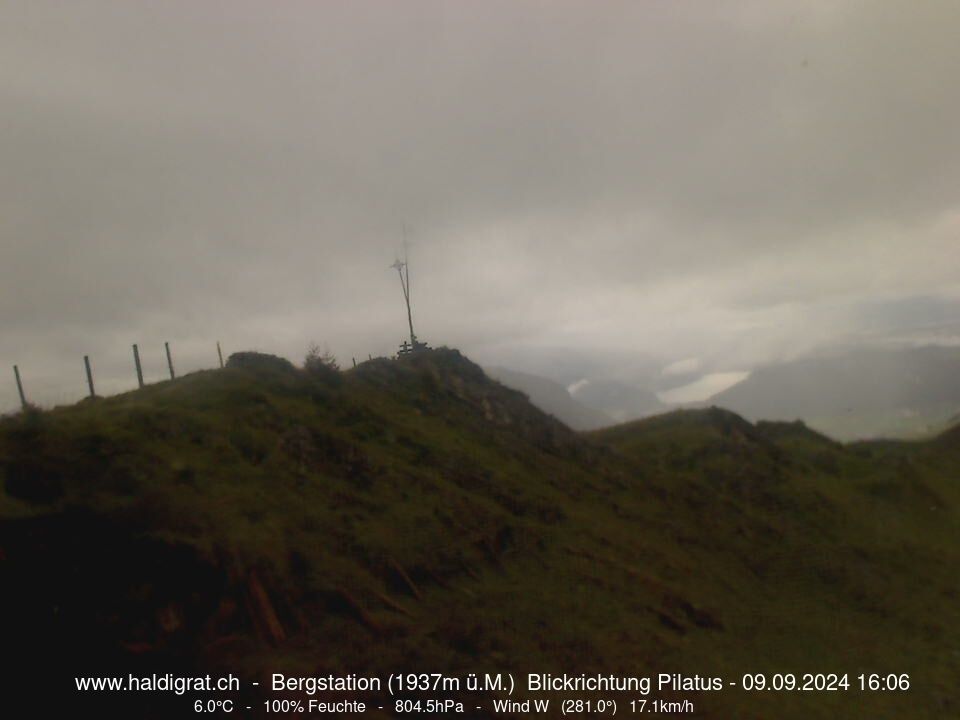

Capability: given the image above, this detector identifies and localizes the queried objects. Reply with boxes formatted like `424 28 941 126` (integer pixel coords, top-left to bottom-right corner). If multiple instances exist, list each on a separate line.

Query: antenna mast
392 226 427 355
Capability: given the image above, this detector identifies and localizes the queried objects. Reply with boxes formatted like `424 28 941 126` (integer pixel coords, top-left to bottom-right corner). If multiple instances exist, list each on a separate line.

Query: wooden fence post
84 355 96 398
133 344 144 388
217 341 224 369
13 365 27 409
165 342 175 380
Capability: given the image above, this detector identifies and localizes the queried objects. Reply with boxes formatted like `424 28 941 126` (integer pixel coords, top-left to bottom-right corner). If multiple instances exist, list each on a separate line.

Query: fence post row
133 344 145 388
84 355 95 398
13 365 27 409
13 340 337 409
165 342 175 380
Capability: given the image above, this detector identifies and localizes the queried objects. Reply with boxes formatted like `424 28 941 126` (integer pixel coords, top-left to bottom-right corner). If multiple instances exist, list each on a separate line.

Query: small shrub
304 344 339 372
304 343 342 386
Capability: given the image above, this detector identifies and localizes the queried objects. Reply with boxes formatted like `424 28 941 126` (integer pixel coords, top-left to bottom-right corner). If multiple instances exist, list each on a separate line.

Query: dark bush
226 352 297 374
303 344 342 386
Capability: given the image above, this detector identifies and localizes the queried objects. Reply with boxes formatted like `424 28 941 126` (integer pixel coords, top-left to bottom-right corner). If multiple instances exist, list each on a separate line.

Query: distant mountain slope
485 366 613 430
1 349 958 718
709 345 960 439
568 377 666 423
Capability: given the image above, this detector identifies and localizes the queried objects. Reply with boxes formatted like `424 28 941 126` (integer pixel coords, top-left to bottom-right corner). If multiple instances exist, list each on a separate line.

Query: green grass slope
1 350 957 718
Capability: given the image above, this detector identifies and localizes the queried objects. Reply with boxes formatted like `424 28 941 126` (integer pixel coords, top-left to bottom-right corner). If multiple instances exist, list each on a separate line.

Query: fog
2 1 959 410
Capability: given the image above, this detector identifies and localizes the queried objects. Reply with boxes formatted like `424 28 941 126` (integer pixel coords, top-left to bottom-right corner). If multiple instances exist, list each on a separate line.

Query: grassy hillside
1 349 957 718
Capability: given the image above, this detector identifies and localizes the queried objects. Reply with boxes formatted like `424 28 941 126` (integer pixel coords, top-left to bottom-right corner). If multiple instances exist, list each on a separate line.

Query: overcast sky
2 1 959 410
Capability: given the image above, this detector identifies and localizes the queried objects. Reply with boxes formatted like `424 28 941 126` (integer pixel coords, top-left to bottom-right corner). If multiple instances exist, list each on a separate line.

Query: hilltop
1 349 958 718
